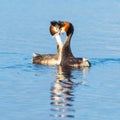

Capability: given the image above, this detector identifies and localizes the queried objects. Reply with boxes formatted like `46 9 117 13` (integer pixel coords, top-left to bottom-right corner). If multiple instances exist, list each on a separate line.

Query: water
0 0 120 120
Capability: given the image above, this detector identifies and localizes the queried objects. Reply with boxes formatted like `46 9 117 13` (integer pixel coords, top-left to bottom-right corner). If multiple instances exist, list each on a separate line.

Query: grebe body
51 21 91 67
33 53 59 65
32 22 63 65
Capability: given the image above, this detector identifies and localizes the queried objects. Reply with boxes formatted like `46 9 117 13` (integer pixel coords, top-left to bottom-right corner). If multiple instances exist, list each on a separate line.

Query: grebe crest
50 21 74 36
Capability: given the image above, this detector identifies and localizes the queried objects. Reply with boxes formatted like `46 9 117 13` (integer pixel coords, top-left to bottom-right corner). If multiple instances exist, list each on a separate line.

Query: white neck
54 34 63 65
54 33 63 47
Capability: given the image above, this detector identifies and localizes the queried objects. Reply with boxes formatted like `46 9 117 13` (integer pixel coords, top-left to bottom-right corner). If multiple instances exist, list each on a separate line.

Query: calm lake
0 0 120 120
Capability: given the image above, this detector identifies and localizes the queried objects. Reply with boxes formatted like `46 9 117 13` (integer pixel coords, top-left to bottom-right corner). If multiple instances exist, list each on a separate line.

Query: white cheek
61 28 65 33
53 27 59 32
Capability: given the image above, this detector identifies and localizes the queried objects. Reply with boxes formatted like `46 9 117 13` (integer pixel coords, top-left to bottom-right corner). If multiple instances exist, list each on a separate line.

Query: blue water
0 0 120 120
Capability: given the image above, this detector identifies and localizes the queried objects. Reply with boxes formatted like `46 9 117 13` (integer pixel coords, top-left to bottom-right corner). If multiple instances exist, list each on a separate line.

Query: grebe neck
62 32 74 59
54 33 63 49
54 34 63 65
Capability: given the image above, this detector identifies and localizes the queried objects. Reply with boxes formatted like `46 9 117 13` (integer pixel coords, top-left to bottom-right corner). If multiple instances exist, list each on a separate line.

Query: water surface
0 0 120 120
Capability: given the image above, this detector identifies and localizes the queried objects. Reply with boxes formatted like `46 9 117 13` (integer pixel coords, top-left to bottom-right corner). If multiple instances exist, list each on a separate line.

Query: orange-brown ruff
53 21 91 68
32 21 63 65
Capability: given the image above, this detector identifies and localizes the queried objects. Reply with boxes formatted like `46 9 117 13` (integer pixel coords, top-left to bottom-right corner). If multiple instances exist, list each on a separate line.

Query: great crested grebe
32 21 63 65
50 21 91 67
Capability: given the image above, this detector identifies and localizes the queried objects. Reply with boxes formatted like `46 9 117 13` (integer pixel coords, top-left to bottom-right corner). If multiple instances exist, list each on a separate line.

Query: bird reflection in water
50 66 89 118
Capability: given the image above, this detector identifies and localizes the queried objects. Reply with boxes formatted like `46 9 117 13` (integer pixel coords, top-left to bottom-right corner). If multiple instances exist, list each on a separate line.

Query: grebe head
49 21 63 36
50 21 74 36
58 21 74 36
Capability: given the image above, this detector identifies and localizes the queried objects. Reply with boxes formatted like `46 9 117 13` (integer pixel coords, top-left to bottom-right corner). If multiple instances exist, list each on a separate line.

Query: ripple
90 58 120 66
